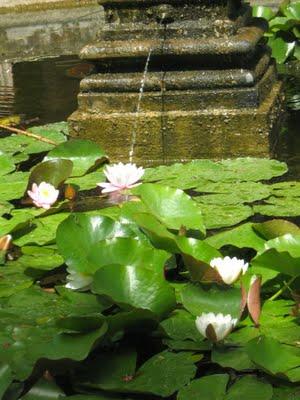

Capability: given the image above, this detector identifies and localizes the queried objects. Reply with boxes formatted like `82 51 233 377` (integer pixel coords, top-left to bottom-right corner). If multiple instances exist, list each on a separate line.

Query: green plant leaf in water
177 374 229 400
27 159 73 190
252 234 300 277
92 263 176 316
135 183 205 234
44 139 107 177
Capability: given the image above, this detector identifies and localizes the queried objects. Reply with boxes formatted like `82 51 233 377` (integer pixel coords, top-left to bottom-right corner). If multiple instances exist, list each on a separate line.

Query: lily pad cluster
0 122 299 399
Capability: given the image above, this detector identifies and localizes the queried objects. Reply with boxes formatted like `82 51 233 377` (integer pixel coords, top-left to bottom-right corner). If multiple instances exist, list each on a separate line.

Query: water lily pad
135 184 205 233
177 374 229 400
205 223 265 251
0 153 15 177
0 287 107 380
180 283 242 320
224 375 273 400
45 139 107 177
66 170 105 191
0 172 30 202
246 336 300 381
197 203 253 229
254 197 300 217
252 234 300 277
92 263 176 316
57 214 147 274
0 122 67 155
27 159 73 190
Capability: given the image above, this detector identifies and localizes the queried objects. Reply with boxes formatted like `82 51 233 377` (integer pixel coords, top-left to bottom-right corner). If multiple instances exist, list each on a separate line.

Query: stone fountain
69 0 283 165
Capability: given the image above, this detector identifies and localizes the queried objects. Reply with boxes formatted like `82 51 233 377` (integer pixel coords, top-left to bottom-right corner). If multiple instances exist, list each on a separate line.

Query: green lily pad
135 184 205 233
45 139 107 177
92 263 176 316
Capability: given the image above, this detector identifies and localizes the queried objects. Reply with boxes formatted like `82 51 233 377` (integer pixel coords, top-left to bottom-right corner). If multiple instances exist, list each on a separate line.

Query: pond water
1 55 300 178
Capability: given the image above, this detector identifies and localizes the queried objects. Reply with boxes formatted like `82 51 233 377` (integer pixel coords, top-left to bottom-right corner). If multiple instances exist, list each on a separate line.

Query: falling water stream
128 13 168 163
128 48 153 163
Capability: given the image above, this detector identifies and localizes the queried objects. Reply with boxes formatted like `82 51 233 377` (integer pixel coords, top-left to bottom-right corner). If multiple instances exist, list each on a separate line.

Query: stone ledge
0 0 98 14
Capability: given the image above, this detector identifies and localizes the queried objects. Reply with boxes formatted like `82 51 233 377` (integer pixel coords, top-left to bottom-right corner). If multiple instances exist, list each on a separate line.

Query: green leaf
246 336 300 381
254 197 300 217
252 234 300 277
224 375 273 400
0 364 12 399
45 139 107 177
160 309 202 342
77 350 196 397
253 220 300 240
205 223 265 251
180 283 242 320
212 347 255 371
21 378 65 399
177 374 229 400
28 159 73 189
14 213 69 246
253 5 275 20
13 246 64 271
0 172 29 202
0 287 108 380
0 265 33 297
88 237 169 274
283 2 300 19
123 351 197 397
66 170 105 191
92 263 176 316
0 153 15 177
0 123 67 156
268 37 296 64
199 203 253 229
75 347 137 391
57 214 149 274
176 236 220 281
135 183 205 233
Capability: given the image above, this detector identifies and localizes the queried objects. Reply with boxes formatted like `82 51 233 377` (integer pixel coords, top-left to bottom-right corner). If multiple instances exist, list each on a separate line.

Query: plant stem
0 124 57 145
268 276 296 301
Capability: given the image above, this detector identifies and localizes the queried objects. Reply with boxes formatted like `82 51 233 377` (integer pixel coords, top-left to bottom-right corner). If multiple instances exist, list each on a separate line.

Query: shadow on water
1 55 300 178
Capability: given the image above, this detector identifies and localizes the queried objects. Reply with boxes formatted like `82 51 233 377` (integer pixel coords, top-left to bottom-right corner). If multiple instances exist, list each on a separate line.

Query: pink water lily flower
98 162 144 193
27 182 59 209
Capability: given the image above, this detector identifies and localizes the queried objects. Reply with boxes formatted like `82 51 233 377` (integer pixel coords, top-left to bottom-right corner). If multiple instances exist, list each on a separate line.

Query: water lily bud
27 182 59 209
210 256 249 285
247 275 262 327
97 162 144 193
195 312 238 342
65 268 93 291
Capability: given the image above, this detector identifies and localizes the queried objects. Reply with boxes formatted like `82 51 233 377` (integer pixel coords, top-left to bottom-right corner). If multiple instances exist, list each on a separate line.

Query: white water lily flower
27 182 59 209
65 268 93 291
97 162 144 193
210 256 249 285
195 312 238 342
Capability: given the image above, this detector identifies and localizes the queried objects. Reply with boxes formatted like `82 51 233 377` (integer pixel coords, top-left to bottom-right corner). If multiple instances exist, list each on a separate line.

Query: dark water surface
1 56 300 179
